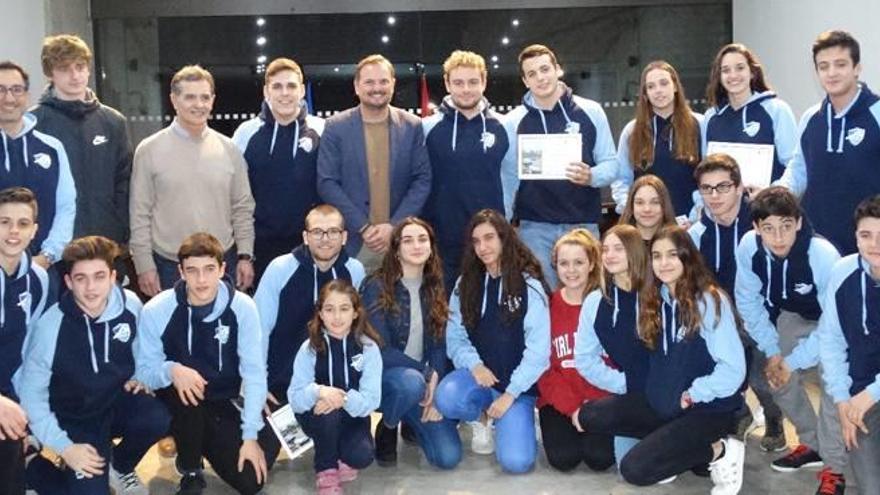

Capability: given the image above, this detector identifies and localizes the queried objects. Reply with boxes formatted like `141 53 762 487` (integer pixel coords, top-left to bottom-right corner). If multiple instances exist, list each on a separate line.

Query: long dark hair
618 175 677 233
459 209 548 330
308 280 383 353
638 226 724 350
629 60 700 168
601 224 650 297
372 217 448 339
706 43 771 108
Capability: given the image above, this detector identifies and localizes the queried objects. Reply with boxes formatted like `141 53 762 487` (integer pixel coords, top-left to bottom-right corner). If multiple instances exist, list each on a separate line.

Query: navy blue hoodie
233 101 325 244
778 84 880 255
688 196 751 298
0 253 48 400
254 245 365 396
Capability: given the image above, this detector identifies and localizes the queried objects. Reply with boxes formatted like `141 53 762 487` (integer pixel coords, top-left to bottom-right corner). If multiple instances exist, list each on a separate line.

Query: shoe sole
471 447 495 455
770 460 824 472
760 443 789 453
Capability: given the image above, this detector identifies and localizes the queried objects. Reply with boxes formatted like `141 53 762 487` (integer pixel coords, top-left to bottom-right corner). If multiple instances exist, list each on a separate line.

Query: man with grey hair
130 65 256 294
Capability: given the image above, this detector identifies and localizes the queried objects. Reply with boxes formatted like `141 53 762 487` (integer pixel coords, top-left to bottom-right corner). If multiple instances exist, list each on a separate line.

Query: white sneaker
710 437 745 495
109 466 148 495
657 474 677 485
470 419 495 455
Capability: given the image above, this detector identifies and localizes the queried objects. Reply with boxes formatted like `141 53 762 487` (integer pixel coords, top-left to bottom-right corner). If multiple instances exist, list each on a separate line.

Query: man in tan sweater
130 65 256 296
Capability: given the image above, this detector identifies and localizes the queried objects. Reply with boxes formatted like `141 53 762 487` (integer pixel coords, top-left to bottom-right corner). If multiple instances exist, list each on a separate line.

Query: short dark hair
0 61 29 89
813 30 860 66
0 187 38 220
750 186 801 223
63 236 120 271
518 44 559 76
178 232 224 265
694 153 742 186
854 194 880 227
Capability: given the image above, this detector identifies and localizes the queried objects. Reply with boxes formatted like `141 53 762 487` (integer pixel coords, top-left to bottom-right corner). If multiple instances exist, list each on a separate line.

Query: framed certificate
706 141 775 188
518 133 582 180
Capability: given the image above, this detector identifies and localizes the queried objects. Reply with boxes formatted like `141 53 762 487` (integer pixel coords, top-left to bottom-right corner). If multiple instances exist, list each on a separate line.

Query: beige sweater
129 121 255 274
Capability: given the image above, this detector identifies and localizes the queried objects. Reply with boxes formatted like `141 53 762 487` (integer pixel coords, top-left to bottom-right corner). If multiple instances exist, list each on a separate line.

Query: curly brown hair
371 217 448 339
308 280 383 354
459 209 548 330
638 226 724 350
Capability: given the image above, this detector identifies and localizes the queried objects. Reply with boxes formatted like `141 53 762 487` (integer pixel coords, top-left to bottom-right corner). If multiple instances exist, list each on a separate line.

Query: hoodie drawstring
21 135 28 168
103 322 110 363
781 259 789 300
479 273 503 317
715 217 740 272
612 286 619 327
0 272 5 328
661 300 678 356
268 121 279 155
1 133 9 172
217 319 224 372
84 315 99 373
323 334 334 387
342 336 350 389
825 104 847 153
451 110 459 151
312 265 340 303
187 307 193 355
860 260 870 335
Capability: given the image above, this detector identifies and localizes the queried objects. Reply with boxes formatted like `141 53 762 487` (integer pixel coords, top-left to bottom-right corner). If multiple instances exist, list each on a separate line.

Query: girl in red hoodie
536 229 614 471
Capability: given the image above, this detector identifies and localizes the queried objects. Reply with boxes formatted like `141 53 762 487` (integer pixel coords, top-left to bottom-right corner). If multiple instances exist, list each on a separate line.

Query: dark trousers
154 248 238 290
538 405 614 472
0 438 25 495
579 393 734 486
296 409 373 473
254 236 299 286
157 389 276 495
27 392 170 495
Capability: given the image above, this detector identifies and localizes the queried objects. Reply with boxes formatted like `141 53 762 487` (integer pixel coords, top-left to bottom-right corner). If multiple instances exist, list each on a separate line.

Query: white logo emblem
32 153 52 169
505 295 522 313
298 136 314 153
92 135 108 146
846 127 865 147
565 121 581 134
112 323 131 343
743 121 761 137
480 131 495 152
215 324 230 345
17 292 31 310
350 353 364 372
794 283 814 295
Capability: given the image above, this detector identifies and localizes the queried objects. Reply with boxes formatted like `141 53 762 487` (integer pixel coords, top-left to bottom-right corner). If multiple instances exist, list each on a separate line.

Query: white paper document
518 134 582 180
266 404 314 460
706 141 775 188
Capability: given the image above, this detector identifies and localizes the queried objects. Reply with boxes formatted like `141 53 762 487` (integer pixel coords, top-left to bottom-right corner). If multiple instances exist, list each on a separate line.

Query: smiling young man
31 35 133 272
19 235 168 495
233 58 325 282
779 30 880 256
130 65 256 297
136 232 273 495
422 50 509 289
501 44 619 288
734 187 847 494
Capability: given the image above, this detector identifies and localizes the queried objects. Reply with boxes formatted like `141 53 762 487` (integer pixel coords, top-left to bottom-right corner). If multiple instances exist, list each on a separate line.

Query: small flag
419 73 432 117
306 81 314 115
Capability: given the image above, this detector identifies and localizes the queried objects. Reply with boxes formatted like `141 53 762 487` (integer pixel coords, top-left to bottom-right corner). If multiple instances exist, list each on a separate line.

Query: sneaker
760 417 787 452
657 475 677 485
109 467 148 495
710 437 745 495
176 470 206 495
374 421 398 467
771 444 823 472
337 461 358 483
733 408 755 439
470 419 495 455
316 468 342 495
815 468 845 495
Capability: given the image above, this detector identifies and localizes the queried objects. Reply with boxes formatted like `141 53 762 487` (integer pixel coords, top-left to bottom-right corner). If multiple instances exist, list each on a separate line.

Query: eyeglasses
0 85 27 97
698 181 736 195
307 228 344 240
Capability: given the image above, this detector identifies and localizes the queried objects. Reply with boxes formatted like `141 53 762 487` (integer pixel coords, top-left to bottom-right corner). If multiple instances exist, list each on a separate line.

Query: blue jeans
296 410 373 473
380 367 462 470
154 248 238 290
434 369 537 474
518 220 599 289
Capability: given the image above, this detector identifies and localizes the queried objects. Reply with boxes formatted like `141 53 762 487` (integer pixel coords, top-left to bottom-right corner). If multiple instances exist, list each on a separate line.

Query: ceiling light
512 19 520 27
501 36 510 45
491 55 499 62
387 15 396 25
381 35 390 44
256 18 266 27
257 55 267 64
256 36 267 46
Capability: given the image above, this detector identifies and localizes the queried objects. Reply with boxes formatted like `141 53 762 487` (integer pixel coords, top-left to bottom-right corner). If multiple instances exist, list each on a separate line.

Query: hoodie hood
0 252 39 329
821 83 879 153
754 216 818 311
292 244 351 302
715 90 777 137
37 86 100 120
1 113 38 173
58 284 130 374
438 95 491 152
258 99 308 157
522 82 577 134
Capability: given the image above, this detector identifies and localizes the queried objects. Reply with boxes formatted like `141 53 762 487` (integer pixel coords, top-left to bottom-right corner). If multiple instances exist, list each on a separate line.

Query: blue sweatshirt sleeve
288 341 320 413
734 231 782 357
819 258 857 403
611 120 636 215
232 294 268 440
346 258 366 290
575 97 619 188
506 277 551 398
700 108 715 157
38 134 76 260
775 105 820 196
343 339 382 417
133 292 176 390
574 290 626 394
360 278 424 372
18 308 72 453
445 277 483 371
687 294 746 404
784 239 840 371
764 98 798 166
253 255 298 359
500 107 527 220
231 118 261 154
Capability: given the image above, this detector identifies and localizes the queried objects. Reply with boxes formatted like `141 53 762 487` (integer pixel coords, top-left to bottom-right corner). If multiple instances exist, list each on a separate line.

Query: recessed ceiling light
256 36 267 46
512 19 519 27
387 15 396 25
257 55 267 64
381 35 390 44
491 55 499 62
501 36 509 45
256 18 265 27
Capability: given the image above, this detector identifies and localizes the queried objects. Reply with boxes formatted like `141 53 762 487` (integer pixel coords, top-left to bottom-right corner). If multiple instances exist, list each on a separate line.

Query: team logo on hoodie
32 153 52 169
481 131 496 152
298 136 314 153
504 295 522 313
846 127 865 147
112 323 131 343
743 121 761 137
793 283 813 295
215 324 230 345
350 353 364 372
565 121 581 135
17 292 31 311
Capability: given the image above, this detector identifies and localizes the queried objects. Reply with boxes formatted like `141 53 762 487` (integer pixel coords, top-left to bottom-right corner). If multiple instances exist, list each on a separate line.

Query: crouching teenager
576 227 746 494
289 280 382 495
136 233 273 495
20 236 170 495
435 209 550 474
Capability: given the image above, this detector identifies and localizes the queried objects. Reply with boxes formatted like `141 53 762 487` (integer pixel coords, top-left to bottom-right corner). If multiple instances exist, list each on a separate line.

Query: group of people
0 24 876 495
